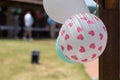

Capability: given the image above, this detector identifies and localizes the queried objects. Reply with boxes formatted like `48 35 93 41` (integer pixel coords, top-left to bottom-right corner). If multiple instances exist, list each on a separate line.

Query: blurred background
0 0 98 39
0 0 98 80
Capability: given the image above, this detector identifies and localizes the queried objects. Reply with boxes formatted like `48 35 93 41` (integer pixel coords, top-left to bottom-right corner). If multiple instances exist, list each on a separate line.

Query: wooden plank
119 1 120 79
8 0 43 5
99 0 119 80
105 0 118 9
0 1 43 10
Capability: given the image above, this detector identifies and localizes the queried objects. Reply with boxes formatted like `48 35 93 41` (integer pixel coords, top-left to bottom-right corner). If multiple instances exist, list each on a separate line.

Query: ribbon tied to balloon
43 0 108 63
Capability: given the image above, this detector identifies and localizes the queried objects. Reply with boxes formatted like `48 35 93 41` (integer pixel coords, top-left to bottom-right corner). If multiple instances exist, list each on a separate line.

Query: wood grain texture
99 0 119 80
105 0 118 9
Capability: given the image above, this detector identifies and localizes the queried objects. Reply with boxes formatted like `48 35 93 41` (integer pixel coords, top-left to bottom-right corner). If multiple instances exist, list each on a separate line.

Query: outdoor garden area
0 0 119 80
0 39 91 80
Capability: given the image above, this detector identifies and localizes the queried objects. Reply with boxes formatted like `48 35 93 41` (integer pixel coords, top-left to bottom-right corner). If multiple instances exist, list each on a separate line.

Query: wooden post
105 0 118 9
99 0 119 80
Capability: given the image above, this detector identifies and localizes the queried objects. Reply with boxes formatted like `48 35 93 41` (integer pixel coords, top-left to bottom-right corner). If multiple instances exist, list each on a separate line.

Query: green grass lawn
0 39 90 80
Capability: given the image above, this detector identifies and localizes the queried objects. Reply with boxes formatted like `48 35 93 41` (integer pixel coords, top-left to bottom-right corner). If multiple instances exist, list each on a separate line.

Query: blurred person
47 17 57 38
13 12 20 39
0 9 6 25
23 11 34 41
35 10 43 27
35 10 47 28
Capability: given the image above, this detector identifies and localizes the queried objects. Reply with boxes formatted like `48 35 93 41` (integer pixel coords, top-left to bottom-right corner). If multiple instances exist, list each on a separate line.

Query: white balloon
57 13 108 63
43 0 90 24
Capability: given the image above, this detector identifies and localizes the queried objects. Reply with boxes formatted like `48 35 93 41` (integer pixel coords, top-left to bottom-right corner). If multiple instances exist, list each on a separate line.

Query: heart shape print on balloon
57 12 108 63
56 38 75 63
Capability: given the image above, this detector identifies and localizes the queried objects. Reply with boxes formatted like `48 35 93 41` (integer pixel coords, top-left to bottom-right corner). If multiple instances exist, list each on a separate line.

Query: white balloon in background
57 13 108 63
43 0 90 24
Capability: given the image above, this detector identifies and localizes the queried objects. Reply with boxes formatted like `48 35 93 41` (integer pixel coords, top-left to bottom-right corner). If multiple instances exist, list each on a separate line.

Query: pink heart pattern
71 55 78 60
89 43 96 49
68 22 73 27
91 54 97 58
67 45 73 51
88 30 95 36
81 17 87 20
99 33 104 40
61 45 64 51
65 34 70 40
81 59 88 62
98 46 102 52
77 26 83 32
87 20 94 24
79 46 86 53
58 13 107 63
77 34 84 40
61 30 65 36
